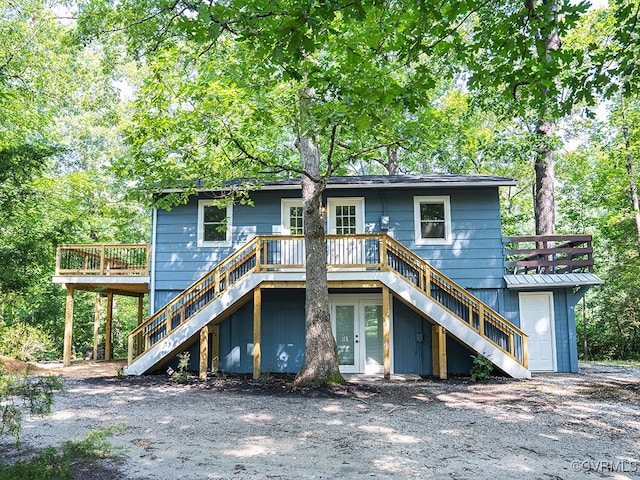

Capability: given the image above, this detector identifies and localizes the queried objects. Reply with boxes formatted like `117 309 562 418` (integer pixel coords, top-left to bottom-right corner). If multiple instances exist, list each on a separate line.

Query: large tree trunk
532 0 560 236
624 126 640 256
386 146 400 175
293 135 344 387
534 120 556 235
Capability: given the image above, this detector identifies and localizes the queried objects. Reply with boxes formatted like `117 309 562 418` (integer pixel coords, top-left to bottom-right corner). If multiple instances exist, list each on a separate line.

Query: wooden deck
52 244 150 367
503 235 594 275
53 244 150 294
54 234 594 377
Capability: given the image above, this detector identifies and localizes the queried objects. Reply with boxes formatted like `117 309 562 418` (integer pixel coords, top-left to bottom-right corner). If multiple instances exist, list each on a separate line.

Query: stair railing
128 234 527 370
381 235 528 367
128 237 262 364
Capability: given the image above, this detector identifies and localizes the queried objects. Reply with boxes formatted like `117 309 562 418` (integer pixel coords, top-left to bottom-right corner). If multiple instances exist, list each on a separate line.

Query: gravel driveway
4 362 640 479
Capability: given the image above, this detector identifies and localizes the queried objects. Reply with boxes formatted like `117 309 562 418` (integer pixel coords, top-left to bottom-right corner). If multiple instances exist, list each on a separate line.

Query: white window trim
413 196 452 245
197 200 233 247
327 197 365 234
281 198 303 235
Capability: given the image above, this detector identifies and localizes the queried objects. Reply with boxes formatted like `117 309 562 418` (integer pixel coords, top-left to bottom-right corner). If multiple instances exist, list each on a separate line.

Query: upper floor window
413 196 451 245
281 199 304 235
327 198 364 234
198 200 232 246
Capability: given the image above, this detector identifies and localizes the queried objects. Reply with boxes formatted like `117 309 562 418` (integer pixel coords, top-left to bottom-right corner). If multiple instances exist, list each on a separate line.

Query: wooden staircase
126 235 529 378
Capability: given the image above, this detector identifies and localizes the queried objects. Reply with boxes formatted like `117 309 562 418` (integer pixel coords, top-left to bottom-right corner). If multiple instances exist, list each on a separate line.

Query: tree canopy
1 0 640 371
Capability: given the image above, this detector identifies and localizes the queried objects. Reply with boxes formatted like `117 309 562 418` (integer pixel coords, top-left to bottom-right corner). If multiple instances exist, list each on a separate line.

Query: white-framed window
197 200 232 247
413 196 451 245
327 198 365 234
281 199 304 235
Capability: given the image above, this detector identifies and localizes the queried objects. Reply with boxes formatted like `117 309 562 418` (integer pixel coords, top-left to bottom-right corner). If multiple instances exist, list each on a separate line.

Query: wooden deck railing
56 244 150 276
128 234 527 369
503 235 594 275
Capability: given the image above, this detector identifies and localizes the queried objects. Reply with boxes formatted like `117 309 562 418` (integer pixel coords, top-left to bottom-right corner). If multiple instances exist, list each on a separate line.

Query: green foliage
0 0 151 362
173 351 191 383
470 354 493 382
0 368 64 444
0 425 124 480
0 323 55 361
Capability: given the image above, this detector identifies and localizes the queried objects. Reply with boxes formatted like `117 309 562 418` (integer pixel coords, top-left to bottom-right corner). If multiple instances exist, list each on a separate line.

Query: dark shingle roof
293 174 516 188
183 174 517 192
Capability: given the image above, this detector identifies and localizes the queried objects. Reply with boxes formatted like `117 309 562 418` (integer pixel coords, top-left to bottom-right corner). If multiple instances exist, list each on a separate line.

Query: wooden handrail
128 237 261 356
128 234 528 370
503 235 594 274
56 244 150 276
382 235 528 366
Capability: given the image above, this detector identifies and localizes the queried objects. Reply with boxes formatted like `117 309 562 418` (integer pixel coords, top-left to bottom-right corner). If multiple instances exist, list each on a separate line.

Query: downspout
149 207 158 315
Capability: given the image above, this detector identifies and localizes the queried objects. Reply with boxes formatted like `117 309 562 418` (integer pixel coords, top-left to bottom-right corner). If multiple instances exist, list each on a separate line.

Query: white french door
326 198 365 266
280 199 305 266
331 295 387 374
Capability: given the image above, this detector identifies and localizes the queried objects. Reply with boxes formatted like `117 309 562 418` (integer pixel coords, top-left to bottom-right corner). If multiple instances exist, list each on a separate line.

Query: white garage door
519 292 556 372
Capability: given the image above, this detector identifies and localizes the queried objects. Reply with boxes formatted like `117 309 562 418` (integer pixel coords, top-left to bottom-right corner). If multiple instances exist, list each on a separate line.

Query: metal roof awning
504 273 604 290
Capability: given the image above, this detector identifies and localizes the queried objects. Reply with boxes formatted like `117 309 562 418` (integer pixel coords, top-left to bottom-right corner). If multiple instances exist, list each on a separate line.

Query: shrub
0 323 55 361
470 354 493 381
0 426 124 480
174 351 191 384
0 367 64 444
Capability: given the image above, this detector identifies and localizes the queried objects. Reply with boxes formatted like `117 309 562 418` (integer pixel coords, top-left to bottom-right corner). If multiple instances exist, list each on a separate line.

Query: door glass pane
334 205 357 234
364 305 383 367
335 306 355 366
289 206 303 234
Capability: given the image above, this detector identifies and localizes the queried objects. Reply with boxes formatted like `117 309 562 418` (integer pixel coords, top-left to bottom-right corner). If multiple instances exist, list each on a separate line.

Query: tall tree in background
462 1 590 235
0 0 149 358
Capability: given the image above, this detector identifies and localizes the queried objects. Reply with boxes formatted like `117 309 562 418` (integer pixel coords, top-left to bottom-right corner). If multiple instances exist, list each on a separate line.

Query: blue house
53 175 603 379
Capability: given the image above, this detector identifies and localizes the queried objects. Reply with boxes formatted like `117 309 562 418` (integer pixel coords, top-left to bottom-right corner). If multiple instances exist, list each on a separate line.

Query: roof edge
504 273 604 290
160 175 518 194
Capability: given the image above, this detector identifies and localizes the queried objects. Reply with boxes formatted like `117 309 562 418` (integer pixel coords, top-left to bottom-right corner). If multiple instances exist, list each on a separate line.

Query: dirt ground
2 360 640 479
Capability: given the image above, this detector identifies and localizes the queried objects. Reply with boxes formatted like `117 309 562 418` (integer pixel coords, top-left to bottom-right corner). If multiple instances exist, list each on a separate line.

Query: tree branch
338 141 402 165
423 0 493 53
221 120 320 182
325 124 338 177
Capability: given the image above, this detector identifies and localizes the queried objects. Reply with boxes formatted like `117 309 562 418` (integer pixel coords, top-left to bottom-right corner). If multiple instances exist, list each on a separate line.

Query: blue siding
219 289 305 374
392 299 431 375
552 289 579 373
219 301 254 373
152 186 507 296
149 183 585 376
259 289 305 372
447 338 475 375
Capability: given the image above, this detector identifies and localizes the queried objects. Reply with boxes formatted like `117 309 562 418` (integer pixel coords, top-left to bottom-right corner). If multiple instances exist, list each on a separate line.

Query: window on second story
413 196 451 245
281 199 304 234
198 200 232 247
327 198 364 234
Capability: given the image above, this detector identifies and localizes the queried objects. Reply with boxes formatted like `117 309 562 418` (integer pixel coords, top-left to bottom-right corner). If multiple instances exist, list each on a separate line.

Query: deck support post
137 295 144 326
105 291 113 362
383 286 391 379
136 294 144 358
210 324 219 373
432 325 447 380
253 287 261 379
93 293 101 361
63 286 74 367
199 325 208 380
